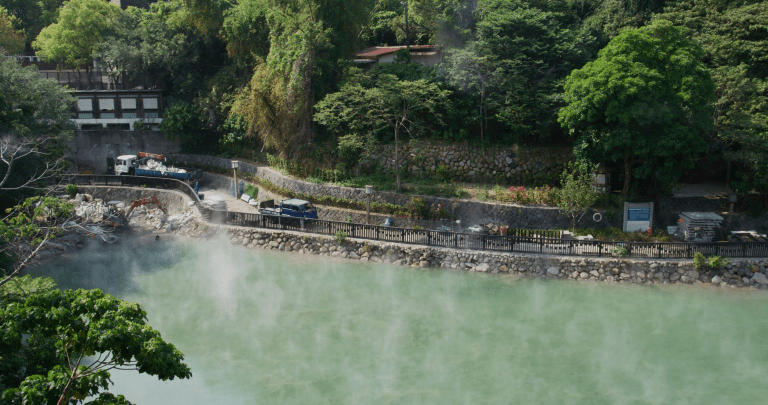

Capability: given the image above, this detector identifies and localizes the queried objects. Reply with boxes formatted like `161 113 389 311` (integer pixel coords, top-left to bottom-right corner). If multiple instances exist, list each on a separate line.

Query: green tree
443 43 499 151
558 20 715 197
0 276 192 404
0 0 63 50
232 0 373 157
0 197 74 284
0 58 75 209
472 0 590 144
556 161 599 230
33 0 121 70
657 0 768 191
315 73 450 191
0 6 25 55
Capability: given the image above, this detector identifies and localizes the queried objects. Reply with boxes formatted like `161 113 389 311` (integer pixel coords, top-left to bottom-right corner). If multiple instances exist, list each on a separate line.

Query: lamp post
232 160 240 198
727 192 737 230
365 185 373 224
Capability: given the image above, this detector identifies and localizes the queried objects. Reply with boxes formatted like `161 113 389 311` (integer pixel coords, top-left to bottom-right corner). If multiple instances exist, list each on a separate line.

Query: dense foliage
0 276 191 404
559 20 715 196
15 0 768 194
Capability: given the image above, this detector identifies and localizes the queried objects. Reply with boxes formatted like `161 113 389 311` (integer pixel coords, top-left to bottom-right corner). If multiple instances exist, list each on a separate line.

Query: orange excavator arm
126 196 167 217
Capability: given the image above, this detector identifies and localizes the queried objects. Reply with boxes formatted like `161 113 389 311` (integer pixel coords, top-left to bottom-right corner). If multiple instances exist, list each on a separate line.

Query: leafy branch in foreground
1 276 192 404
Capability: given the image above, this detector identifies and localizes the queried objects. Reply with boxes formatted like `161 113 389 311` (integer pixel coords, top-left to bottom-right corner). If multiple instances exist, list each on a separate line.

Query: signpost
623 202 653 233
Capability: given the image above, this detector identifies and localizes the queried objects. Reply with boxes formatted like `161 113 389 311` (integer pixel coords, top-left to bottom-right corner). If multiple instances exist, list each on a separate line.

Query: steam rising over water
30 236 768 404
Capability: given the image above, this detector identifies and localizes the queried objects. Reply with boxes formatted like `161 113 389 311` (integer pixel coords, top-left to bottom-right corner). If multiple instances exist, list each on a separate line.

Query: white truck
114 152 203 181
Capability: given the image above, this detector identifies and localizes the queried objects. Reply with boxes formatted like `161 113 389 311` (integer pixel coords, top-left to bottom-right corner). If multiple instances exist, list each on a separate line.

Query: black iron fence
70 175 768 259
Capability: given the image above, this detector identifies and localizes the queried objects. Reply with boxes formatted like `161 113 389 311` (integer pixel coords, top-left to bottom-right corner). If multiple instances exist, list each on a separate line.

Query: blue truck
114 152 203 182
259 199 318 219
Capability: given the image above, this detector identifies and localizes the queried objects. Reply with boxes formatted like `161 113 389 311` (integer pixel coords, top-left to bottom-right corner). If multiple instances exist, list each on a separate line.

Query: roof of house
355 45 441 59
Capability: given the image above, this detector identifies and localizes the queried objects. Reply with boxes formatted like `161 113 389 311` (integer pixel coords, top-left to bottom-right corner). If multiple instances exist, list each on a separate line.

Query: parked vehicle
114 152 203 182
259 199 318 219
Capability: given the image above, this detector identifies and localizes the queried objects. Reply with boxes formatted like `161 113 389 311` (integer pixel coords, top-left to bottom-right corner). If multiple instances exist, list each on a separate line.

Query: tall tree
315 73 450 191
468 0 590 144
0 6 25 55
558 20 715 197
233 0 373 157
33 0 121 70
0 57 74 207
658 0 768 190
0 0 63 51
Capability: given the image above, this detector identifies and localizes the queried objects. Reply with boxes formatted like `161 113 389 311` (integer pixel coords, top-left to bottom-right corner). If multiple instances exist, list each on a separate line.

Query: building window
122 112 138 119
99 98 115 111
100 112 115 119
77 98 93 111
77 113 94 119
121 98 137 109
142 98 158 109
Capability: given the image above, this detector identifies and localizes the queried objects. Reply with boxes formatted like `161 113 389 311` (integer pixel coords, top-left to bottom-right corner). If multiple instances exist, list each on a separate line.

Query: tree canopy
315 69 450 190
558 20 715 196
0 276 192 404
0 6 25 55
33 0 121 69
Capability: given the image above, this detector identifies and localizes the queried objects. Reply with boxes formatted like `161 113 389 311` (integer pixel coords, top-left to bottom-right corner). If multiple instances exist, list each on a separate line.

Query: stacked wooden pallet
676 212 724 242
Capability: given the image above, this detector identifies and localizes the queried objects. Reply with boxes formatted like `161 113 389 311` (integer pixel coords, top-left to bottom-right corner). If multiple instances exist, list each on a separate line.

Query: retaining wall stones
195 221 768 290
368 142 573 183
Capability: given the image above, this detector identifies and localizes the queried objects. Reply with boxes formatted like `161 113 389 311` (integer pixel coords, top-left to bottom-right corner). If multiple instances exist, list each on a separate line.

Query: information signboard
623 202 653 233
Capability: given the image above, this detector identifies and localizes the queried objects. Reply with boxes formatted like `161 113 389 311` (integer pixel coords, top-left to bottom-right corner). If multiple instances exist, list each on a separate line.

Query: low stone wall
368 142 573 183
185 222 768 290
169 154 620 229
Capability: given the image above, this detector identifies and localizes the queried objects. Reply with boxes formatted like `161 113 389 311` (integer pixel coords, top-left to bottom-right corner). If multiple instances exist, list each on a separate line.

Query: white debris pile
165 211 195 232
203 195 227 210
129 206 167 229
72 194 126 222
139 159 187 174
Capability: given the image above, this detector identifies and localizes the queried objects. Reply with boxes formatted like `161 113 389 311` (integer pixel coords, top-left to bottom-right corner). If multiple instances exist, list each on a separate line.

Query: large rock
547 267 560 276
752 272 768 285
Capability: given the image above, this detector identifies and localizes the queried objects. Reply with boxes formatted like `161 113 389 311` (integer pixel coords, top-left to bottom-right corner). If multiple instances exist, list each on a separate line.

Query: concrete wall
69 130 181 174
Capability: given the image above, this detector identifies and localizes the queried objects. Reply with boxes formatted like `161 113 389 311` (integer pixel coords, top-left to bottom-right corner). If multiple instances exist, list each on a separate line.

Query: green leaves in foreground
0 277 191 404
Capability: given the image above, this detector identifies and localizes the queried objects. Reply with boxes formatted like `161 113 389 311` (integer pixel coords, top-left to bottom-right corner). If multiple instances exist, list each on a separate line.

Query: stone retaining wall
170 154 619 230
183 221 768 290
368 142 573 183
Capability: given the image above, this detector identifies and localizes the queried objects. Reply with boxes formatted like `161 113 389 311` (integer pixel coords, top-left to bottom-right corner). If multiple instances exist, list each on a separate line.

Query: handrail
68 175 768 259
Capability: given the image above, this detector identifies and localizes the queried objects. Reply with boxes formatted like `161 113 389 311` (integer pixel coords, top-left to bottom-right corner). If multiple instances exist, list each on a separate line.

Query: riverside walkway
68 175 768 259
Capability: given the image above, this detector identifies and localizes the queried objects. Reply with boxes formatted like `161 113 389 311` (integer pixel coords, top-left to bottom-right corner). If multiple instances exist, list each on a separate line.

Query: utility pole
404 0 410 49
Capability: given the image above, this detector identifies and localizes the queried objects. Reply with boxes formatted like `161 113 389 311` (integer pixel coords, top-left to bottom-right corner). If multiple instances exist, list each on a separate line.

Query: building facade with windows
73 90 163 131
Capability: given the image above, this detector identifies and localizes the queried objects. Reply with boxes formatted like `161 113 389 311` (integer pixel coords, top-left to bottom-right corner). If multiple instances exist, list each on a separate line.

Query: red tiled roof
355 45 440 58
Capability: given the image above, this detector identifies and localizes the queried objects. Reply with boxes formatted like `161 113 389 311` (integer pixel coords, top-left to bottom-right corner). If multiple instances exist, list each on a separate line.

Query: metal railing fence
69 175 768 259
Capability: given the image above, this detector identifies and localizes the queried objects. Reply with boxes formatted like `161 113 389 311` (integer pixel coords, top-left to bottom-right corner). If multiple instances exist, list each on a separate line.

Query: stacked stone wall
368 143 573 183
